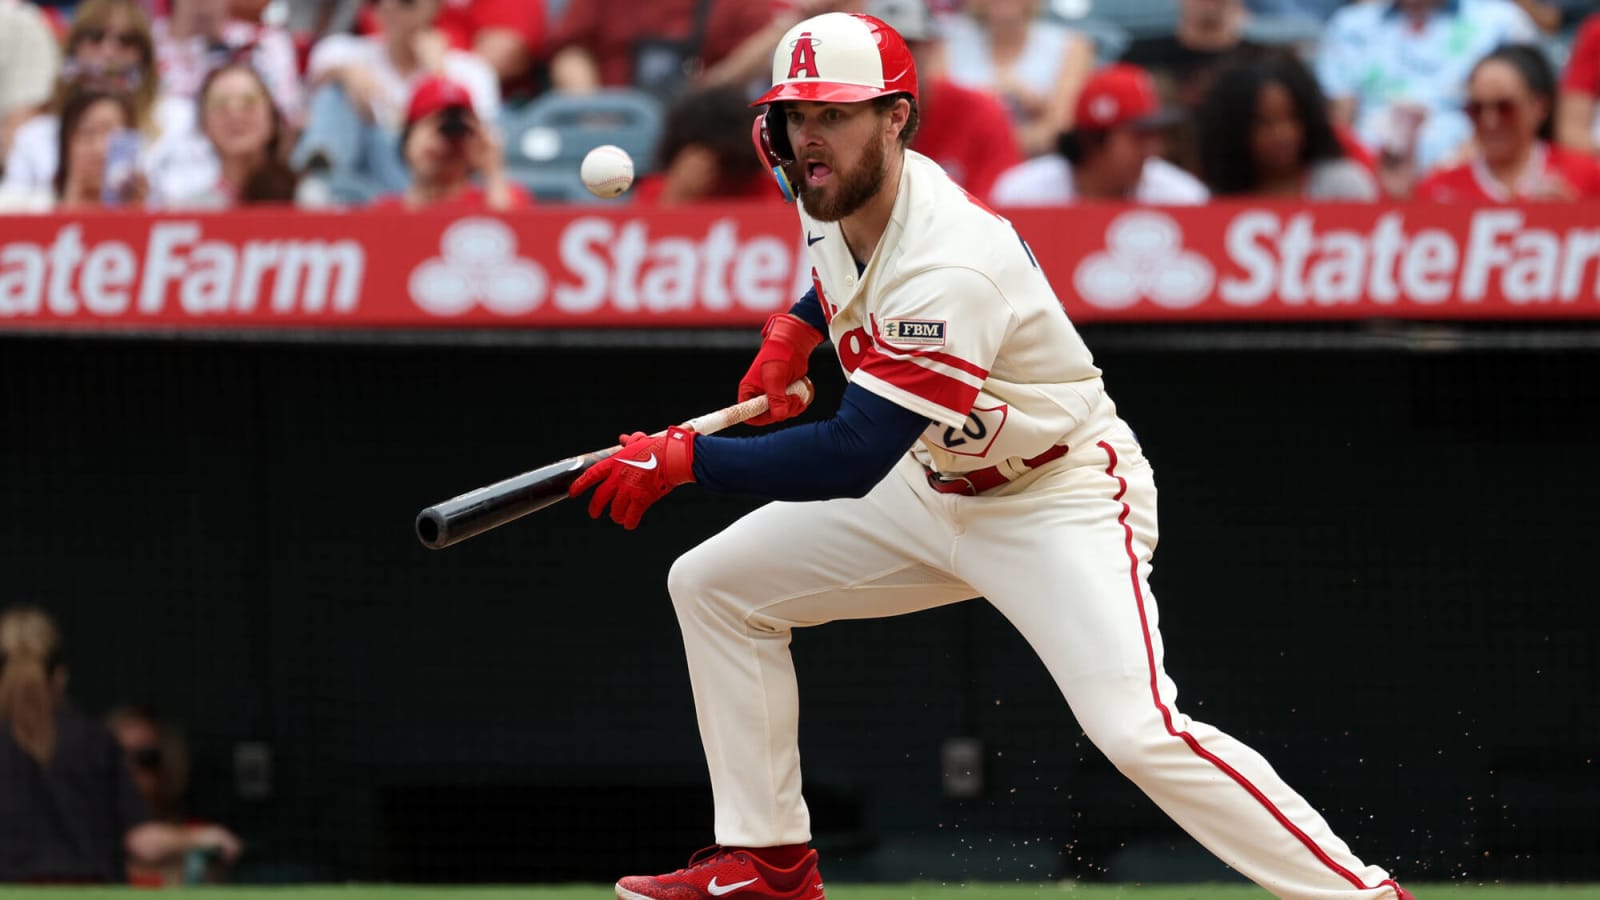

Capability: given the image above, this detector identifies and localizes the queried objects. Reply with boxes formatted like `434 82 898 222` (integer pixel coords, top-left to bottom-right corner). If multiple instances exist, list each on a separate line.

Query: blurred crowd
2 605 242 885
2 0 1600 215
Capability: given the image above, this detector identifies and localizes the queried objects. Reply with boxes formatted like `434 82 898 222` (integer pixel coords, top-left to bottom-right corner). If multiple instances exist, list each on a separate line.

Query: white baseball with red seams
581 144 634 199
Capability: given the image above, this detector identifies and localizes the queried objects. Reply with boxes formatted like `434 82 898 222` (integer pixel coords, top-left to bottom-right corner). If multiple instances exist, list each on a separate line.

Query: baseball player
570 13 1414 900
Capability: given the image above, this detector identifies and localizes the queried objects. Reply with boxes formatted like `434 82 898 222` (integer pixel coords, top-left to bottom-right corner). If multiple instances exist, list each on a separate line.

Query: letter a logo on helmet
753 13 919 106
787 32 820 79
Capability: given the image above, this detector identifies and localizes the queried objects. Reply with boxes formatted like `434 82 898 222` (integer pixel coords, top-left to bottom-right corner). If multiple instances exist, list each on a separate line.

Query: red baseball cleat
615 846 825 900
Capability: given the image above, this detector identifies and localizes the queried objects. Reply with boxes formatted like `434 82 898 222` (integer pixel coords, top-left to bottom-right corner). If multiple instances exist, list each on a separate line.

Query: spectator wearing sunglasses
106 707 241 886
1416 44 1600 201
0 606 240 884
1317 0 1539 174
2 0 163 198
166 60 299 206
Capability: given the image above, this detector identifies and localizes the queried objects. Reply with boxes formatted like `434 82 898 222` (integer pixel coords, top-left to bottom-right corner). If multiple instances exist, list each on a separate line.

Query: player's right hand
739 313 823 425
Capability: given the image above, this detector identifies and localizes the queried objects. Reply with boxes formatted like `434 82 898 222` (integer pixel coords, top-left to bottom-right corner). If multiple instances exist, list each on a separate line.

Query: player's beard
798 136 887 222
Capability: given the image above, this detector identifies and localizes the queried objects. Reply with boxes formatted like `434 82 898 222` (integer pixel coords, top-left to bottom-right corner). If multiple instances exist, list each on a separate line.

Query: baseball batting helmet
749 12 919 202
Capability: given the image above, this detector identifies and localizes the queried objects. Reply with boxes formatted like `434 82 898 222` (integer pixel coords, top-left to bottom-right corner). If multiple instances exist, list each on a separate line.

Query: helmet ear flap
751 107 797 203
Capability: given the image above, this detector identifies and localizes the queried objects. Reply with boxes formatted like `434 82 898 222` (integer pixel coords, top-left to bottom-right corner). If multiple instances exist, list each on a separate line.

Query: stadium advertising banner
3 202 1600 329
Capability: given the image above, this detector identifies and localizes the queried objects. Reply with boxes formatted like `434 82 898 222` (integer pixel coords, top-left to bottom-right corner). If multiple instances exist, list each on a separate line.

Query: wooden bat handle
415 378 814 550
681 377 813 435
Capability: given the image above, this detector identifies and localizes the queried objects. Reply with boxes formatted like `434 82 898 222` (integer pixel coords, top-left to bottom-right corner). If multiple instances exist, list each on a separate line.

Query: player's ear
885 96 911 144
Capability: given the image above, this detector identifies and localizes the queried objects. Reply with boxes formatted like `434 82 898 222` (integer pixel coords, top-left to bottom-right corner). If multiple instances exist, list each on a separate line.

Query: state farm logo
1073 211 1214 310
409 218 548 316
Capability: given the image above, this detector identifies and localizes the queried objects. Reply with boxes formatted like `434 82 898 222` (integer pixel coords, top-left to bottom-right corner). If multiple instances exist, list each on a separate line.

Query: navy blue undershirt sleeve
788 286 828 334
692 382 929 501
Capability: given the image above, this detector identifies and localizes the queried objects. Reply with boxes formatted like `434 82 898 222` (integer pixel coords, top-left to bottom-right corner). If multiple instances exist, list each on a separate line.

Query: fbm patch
881 318 947 347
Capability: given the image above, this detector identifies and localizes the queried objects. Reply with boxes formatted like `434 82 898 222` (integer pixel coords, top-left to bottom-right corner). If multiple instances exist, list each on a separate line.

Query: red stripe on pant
1097 439 1398 895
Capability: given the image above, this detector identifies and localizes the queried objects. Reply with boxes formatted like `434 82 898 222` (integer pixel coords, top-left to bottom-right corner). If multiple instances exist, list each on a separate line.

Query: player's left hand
568 427 696 530
739 313 824 426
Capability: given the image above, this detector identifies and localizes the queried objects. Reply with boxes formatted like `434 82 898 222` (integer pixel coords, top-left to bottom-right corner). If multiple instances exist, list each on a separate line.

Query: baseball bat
414 379 813 550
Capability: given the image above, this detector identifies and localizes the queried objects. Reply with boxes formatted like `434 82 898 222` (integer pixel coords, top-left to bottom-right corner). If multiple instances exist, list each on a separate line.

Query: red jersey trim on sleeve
851 333 985 421
858 353 981 413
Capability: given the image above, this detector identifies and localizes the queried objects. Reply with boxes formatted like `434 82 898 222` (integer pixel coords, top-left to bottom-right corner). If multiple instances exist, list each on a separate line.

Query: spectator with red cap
867 0 1022 200
293 0 499 199
1417 44 1600 202
371 74 528 212
1557 11 1600 157
989 63 1208 205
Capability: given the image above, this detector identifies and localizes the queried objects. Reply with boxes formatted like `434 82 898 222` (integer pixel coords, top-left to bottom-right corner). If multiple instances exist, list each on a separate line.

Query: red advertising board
3 201 1600 330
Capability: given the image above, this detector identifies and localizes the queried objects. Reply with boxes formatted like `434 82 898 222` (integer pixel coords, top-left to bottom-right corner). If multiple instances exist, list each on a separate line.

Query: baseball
580 144 634 199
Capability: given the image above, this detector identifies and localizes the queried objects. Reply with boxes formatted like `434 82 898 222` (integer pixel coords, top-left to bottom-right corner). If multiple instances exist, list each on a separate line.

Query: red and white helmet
754 12 919 107
749 12 919 201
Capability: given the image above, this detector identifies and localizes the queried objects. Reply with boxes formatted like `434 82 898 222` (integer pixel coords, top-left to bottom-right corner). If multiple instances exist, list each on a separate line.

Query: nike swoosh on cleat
706 876 759 896
619 454 659 471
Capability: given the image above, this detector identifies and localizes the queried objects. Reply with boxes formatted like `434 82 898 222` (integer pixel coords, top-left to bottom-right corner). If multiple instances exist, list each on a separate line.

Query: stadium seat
498 89 664 202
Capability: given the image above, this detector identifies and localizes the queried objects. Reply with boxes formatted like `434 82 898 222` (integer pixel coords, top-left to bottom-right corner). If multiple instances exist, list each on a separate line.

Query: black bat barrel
415 452 604 549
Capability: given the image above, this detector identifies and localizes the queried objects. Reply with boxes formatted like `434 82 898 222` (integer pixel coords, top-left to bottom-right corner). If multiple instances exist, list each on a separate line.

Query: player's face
785 100 891 222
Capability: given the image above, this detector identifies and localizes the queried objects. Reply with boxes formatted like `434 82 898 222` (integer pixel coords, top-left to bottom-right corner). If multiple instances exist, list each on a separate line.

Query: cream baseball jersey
800 150 1118 475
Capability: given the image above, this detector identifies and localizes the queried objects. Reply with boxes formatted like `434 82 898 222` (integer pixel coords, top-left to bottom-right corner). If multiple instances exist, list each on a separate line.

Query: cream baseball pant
667 431 1406 900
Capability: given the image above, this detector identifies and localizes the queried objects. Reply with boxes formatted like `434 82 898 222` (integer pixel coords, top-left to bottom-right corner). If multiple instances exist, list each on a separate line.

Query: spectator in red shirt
1557 11 1600 157
431 0 544 93
866 0 1022 200
632 85 774 205
1417 44 1600 202
373 75 529 212
545 0 774 101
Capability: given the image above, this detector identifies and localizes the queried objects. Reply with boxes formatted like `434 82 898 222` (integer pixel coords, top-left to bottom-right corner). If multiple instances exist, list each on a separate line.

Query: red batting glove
739 313 823 426
568 426 696 530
